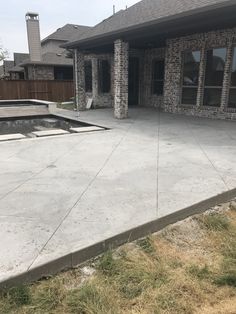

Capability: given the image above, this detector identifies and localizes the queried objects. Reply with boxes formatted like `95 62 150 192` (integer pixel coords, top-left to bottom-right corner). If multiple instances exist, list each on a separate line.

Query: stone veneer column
92 58 98 102
114 39 129 119
75 49 86 110
221 39 233 110
196 44 206 108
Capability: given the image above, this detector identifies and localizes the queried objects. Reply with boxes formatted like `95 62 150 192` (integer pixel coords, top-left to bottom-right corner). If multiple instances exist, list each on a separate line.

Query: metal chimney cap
25 12 39 20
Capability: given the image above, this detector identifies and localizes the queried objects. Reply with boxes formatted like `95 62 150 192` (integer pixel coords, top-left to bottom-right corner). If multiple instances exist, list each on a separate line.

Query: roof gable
42 24 91 44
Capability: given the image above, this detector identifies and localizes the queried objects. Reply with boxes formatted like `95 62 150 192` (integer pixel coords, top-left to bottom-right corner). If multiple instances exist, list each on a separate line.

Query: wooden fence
0 80 74 102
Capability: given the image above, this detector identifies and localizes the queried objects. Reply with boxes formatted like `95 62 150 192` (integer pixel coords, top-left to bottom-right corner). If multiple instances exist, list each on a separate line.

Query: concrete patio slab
0 107 236 286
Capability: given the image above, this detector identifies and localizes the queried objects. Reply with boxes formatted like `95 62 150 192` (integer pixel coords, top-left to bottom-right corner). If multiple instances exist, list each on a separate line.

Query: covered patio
64 0 236 120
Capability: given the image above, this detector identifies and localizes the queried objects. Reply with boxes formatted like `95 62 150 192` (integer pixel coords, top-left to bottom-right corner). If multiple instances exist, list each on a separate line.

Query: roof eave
64 0 236 49
21 62 73 67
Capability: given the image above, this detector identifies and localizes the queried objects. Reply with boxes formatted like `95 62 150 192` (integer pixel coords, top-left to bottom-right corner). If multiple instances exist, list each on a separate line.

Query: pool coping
1 187 236 289
0 99 57 111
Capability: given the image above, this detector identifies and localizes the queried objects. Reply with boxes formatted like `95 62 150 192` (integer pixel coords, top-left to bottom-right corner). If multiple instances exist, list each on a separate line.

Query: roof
20 52 73 67
14 53 29 65
41 24 91 44
3 60 14 72
64 0 236 48
8 65 24 73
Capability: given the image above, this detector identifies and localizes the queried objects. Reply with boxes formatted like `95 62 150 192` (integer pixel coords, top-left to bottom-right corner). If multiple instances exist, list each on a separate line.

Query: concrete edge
0 128 109 145
0 99 57 111
54 110 110 130
1 187 236 289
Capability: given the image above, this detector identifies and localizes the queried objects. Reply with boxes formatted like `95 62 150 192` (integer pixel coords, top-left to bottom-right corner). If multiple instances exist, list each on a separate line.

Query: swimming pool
0 100 105 141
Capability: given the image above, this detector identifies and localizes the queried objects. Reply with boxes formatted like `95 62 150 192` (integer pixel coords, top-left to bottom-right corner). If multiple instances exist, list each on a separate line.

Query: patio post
74 49 86 110
114 39 129 119
92 58 98 100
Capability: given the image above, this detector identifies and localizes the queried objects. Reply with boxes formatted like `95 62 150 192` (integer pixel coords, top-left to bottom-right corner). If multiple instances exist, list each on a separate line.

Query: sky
0 0 139 59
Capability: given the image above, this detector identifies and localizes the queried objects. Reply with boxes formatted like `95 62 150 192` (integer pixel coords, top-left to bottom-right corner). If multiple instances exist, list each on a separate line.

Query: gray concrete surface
0 107 236 283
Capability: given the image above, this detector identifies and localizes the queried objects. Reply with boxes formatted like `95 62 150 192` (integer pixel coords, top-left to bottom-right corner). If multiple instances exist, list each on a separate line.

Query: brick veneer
114 39 129 119
75 51 86 110
27 65 54 80
75 51 114 109
164 27 236 120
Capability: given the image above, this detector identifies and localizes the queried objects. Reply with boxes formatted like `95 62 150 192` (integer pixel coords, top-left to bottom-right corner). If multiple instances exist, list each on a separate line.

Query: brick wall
114 39 129 119
27 65 54 80
75 51 114 109
88 54 114 109
164 27 236 120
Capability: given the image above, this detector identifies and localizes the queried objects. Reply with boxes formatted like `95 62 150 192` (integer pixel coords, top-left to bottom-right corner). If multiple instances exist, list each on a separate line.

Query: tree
0 45 9 62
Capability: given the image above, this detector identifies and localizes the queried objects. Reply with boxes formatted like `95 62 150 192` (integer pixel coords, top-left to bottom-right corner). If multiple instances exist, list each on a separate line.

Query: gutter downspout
74 49 80 118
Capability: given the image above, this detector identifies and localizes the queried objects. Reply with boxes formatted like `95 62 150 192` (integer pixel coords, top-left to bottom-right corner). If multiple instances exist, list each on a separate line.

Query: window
181 51 201 105
54 66 73 80
152 60 165 95
85 61 92 93
229 47 236 108
98 60 111 93
203 48 226 107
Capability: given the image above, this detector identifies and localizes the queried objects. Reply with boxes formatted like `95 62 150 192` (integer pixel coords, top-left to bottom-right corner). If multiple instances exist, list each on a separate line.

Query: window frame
85 60 92 93
151 59 165 96
98 59 111 94
228 46 236 109
181 50 201 106
203 47 227 108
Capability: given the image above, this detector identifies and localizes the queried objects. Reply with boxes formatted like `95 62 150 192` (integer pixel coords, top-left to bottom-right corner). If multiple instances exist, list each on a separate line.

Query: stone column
114 39 129 119
75 49 86 110
221 39 233 111
196 43 206 108
92 58 98 103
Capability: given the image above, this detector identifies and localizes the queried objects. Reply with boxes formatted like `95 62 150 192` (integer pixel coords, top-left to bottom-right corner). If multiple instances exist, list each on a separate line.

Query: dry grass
57 102 75 111
0 201 236 314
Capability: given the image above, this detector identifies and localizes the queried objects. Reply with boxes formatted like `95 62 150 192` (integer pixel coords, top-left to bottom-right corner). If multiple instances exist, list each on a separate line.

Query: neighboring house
0 65 3 78
8 53 29 79
63 0 236 120
41 24 90 55
0 60 14 79
8 13 91 80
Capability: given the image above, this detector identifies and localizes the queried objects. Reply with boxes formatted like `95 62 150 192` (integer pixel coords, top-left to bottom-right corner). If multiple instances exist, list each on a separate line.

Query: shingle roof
20 52 73 67
65 0 234 47
13 53 29 66
41 24 91 44
8 65 24 73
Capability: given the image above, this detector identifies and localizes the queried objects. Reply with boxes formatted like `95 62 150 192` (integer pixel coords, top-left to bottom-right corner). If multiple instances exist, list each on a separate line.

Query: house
9 13 91 81
63 0 236 120
8 53 29 80
0 60 14 79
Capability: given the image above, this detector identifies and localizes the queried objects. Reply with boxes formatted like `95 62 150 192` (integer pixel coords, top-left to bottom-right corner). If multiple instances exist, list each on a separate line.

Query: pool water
0 115 97 137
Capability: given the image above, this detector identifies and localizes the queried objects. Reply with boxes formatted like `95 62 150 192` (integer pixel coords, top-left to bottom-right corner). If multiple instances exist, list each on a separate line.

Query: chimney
25 12 42 62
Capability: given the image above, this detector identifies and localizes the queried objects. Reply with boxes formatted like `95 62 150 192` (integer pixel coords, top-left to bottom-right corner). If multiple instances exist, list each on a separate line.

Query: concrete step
70 126 104 133
32 129 69 137
0 133 26 141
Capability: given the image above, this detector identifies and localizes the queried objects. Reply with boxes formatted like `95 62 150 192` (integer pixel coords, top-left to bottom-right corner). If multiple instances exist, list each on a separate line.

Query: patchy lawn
1 201 236 314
